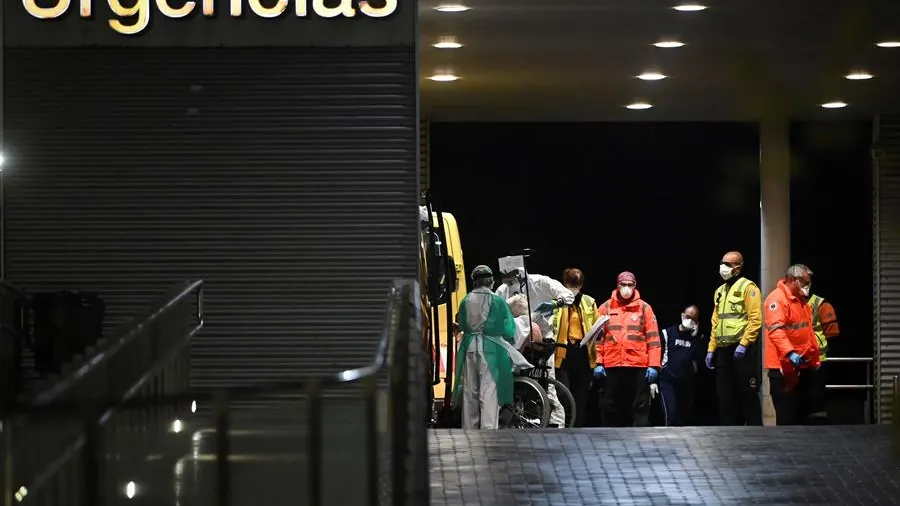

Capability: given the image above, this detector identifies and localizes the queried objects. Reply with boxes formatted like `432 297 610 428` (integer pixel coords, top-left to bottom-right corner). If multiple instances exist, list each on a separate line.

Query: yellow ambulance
419 200 466 415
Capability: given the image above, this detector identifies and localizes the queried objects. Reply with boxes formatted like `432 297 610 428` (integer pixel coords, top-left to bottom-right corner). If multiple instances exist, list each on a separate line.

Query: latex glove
734 344 747 359
787 352 804 368
533 301 556 316
593 365 606 378
649 383 659 400
645 367 658 383
705 352 715 370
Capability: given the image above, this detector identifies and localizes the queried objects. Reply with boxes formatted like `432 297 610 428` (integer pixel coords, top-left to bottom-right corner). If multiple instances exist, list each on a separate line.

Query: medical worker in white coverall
496 267 574 428
451 265 519 429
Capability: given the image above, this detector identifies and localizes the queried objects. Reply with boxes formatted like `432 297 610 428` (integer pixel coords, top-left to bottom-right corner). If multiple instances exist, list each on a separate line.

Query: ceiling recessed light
435 4 469 12
845 71 874 80
673 3 708 12
637 72 667 81
428 73 460 82
821 101 848 109
653 41 685 48
876 41 900 48
433 37 463 49
626 102 653 110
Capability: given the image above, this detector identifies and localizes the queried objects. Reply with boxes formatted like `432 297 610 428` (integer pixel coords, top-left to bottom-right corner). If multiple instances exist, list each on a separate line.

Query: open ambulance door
421 191 466 422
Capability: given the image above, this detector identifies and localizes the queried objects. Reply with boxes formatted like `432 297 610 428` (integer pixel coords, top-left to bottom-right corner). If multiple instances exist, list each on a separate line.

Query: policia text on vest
23 0 399 36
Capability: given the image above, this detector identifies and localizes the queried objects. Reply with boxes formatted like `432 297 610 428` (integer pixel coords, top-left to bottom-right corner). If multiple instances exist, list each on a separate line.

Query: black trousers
585 379 605 427
768 367 827 425
715 343 762 426
601 367 650 427
659 374 695 426
556 344 593 427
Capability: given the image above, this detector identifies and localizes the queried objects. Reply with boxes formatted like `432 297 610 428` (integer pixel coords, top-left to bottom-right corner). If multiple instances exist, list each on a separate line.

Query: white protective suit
458 287 532 429
495 269 575 427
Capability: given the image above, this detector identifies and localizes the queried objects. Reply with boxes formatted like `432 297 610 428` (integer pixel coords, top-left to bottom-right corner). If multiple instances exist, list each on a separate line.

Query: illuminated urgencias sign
22 0 399 36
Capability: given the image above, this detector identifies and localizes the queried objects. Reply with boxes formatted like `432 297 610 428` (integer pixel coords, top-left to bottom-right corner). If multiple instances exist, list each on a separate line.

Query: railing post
390 289 411 506
865 363 872 424
82 410 105 506
307 380 323 506
363 375 379 506
3 422 12 506
196 284 205 328
215 393 231 506
893 375 900 425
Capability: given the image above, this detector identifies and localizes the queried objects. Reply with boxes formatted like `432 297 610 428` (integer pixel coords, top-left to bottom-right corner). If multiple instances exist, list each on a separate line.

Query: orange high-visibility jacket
595 289 662 368
764 280 820 371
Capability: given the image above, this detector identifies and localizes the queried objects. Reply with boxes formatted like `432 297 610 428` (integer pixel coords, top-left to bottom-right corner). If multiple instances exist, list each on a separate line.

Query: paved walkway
125 416 900 505
430 426 900 505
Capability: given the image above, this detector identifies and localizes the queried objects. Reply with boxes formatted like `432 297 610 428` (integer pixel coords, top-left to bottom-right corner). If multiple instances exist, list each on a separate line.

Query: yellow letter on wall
108 0 151 35
359 0 397 18
312 0 354 18
23 0 71 18
157 0 196 17
248 0 287 18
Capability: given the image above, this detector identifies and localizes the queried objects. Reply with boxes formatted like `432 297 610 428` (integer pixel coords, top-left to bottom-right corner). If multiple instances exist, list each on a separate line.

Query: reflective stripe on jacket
764 280 820 370
595 289 662 368
713 277 752 346
552 293 599 368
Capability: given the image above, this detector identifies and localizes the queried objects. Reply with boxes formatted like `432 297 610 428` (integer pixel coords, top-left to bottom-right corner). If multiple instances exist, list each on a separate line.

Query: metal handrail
2 280 205 504
4 281 396 417
824 356 874 424
29 280 205 407
2 279 421 506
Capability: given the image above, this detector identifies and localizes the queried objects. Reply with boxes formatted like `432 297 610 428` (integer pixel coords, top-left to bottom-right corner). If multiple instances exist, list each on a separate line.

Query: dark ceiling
419 0 900 121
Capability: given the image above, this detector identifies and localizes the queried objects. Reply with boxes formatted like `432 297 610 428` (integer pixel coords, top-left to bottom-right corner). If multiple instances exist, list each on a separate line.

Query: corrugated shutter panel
419 119 429 193
3 47 417 391
875 114 900 423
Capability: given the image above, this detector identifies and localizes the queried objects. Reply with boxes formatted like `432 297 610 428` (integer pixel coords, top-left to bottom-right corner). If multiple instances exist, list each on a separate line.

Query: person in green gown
452 265 518 429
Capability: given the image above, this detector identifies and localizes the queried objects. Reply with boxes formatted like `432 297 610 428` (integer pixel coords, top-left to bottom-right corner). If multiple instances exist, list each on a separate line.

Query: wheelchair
499 338 576 428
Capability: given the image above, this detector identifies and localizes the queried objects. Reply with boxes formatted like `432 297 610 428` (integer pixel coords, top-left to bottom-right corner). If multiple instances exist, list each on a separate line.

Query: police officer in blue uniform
658 305 707 426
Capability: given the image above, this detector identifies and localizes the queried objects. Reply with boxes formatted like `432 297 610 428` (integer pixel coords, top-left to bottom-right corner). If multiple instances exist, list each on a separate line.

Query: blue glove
734 344 747 359
705 352 715 369
533 301 556 316
645 367 658 383
787 352 804 367
593 365 606 378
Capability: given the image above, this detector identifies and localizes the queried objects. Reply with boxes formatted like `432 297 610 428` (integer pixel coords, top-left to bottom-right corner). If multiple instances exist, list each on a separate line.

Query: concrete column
0 0 5 280
759 117 791 426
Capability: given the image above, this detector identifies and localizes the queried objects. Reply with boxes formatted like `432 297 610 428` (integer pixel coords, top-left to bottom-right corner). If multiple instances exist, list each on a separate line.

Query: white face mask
568 287 580 296
618 286 634 299
800 285 810 297
681 318 695 330
719 264 734 280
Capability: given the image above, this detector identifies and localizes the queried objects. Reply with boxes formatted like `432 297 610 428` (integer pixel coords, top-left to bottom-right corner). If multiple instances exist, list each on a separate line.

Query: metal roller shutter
419 119 430 193
874 114 900 423
3 47 417 390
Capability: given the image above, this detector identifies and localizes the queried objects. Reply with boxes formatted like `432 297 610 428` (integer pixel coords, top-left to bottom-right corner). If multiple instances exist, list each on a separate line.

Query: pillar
759 117 791 426
0 0 5 280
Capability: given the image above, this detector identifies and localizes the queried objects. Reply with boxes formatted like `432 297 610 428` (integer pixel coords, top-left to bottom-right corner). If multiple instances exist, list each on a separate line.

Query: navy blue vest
661 325 705 381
